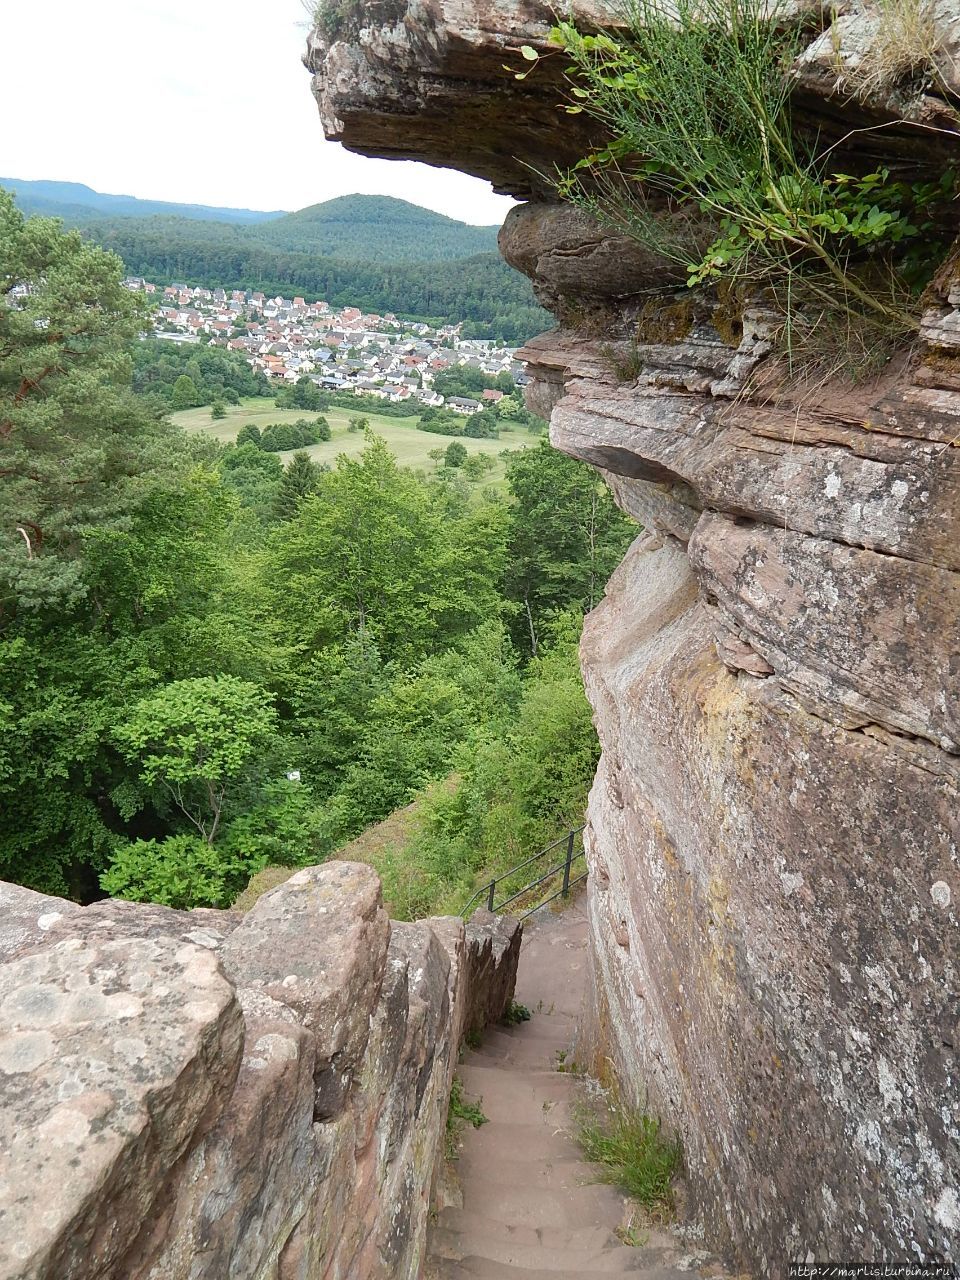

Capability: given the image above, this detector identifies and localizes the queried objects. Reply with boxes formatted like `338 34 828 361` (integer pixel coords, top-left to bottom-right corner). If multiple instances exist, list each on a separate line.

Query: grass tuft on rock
578 1103 682 1211
445 1075 488 1159
848 0 944 102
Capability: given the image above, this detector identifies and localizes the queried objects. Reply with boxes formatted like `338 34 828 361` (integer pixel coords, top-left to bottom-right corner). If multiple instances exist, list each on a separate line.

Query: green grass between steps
577 1103 682 1212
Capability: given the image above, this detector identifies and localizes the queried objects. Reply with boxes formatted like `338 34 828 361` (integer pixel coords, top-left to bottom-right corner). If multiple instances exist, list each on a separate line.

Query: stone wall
304 4 959 1274
0 865 520 1280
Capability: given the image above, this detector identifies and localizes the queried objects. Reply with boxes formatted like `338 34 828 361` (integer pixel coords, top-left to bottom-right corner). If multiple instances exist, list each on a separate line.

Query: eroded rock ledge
0 868 520 1280
306 2 959 1272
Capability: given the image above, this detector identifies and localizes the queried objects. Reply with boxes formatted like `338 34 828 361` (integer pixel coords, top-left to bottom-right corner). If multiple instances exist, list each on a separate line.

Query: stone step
429 1226 680 1273
491 1015 577 1043
456 1064 577 1127
456 1121 581 1163
458 1059 576 1088
456 1174 629 1231
431 1255 696 1280
435 1209 619 1253
470 1035 573 1070
456 1150 604 1193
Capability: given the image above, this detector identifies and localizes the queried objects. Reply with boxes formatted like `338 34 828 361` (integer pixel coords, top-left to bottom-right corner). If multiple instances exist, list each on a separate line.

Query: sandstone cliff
0 867 520 1279
306 3 959 1272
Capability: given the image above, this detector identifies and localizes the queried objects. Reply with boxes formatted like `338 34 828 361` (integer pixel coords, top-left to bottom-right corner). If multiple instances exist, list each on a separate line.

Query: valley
3 181 548 340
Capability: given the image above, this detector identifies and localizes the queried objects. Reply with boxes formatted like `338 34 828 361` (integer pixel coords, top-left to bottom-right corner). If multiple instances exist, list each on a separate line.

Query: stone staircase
427 903 722 1280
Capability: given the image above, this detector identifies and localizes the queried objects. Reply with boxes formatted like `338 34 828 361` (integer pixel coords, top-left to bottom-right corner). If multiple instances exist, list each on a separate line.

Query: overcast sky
0 0 515 225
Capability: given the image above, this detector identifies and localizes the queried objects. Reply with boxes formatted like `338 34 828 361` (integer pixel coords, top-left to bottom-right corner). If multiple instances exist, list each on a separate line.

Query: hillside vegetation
0 192 631 913
249 194 499 261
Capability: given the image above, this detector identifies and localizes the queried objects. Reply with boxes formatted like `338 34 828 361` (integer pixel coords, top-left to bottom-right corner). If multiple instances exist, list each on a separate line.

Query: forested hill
95 221 543 339
4 184 542 340
249 195 500 262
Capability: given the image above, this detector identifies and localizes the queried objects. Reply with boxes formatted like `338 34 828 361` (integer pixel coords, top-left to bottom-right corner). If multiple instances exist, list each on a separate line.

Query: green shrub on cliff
530 0 956 374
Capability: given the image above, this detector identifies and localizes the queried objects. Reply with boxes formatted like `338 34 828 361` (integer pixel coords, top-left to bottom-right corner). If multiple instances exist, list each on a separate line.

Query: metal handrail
460 825 587 922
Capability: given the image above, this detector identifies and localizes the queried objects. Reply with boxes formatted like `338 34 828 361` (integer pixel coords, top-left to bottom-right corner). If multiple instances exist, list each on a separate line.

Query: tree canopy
0 197 636 914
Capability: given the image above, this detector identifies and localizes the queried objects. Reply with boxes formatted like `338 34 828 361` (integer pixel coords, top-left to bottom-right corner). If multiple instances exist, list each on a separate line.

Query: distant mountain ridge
1 177 284 224
2 180 541 341
3 181 501 261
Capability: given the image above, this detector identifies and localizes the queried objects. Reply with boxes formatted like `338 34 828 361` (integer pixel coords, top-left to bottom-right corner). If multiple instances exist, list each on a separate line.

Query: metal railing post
561 829 575 898
487 879 496 912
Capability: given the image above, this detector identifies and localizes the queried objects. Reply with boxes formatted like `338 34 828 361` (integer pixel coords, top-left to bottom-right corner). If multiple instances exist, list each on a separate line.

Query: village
124 277 526 412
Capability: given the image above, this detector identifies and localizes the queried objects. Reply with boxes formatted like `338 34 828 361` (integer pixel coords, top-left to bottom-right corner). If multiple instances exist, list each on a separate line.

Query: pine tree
0 190 168 611
274 451 323 521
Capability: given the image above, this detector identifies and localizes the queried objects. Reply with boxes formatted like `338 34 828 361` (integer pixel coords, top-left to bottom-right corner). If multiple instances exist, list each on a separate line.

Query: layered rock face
307 3 959 1273
0 869 520 1280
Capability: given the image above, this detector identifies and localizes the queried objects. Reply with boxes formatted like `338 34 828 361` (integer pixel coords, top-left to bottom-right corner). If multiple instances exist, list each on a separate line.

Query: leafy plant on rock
445 1074 488 1158
310 0 407 43
522 0 957 375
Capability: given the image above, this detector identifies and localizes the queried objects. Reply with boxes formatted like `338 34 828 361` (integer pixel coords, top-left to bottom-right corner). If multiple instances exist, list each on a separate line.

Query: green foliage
313 0 407 45
502 1000 532 1025
417 408 466 437
259 419 323 452
444 440 468 468
275 451 325 521
134 340 272 408
113 675 278 844
219 442 284 523
274 376 326 412
446 1074 488 1157
234 414 329 455
463 410 501 439
462 453 496 482
236 423 262 447
373 619 600 919
100 834 263 909
218 780 332 870
0 195 636 913
172 374 200 409
286 621 522 856
210 399 227 420
433 367 516 400
0 190 170 612
578 1102 682 1211
504 441 635 655
541 0 956 365
267 434 506 661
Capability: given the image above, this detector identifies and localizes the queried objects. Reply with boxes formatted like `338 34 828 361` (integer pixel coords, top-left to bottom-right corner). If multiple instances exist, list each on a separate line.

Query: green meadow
172 396 526 481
